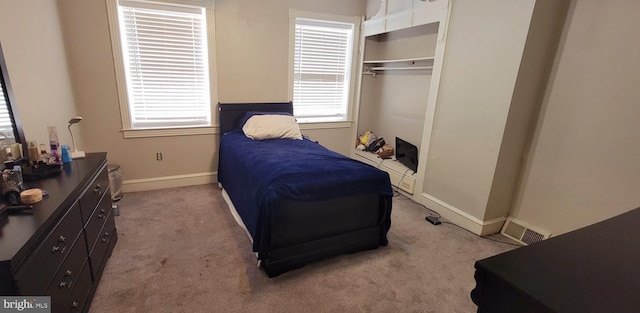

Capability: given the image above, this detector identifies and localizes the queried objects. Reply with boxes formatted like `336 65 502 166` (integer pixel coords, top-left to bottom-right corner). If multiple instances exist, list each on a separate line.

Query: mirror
0 42 29 162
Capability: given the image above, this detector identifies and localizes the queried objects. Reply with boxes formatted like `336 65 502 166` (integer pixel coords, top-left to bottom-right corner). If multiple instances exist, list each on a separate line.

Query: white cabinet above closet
364 0 450 36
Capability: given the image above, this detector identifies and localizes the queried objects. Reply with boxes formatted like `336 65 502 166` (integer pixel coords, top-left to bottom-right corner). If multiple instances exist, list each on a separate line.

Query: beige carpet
88 185 515 313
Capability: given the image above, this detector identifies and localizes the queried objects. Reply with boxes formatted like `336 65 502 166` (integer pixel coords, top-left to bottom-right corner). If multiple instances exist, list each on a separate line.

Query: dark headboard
218 102 293 134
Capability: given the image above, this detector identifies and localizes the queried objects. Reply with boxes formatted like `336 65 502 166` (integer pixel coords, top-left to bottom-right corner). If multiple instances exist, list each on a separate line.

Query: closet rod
369 66 433 71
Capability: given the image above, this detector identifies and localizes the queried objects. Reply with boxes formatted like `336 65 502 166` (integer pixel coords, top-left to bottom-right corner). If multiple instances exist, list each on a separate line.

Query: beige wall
422 0 537 221
510 0 640 235
57 0 213 185
486 0 568 222
0 1 79 153
56 0 365 186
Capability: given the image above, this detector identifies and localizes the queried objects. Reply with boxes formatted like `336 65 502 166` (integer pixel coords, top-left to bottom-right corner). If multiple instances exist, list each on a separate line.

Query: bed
217 102 393 277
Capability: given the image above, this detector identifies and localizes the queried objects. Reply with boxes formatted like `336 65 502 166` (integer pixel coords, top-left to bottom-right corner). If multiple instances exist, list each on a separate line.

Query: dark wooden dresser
0 153 117 313
471 207 640 313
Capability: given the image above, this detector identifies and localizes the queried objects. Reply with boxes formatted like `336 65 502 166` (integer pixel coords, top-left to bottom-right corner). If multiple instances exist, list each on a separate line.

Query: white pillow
242 114 303 140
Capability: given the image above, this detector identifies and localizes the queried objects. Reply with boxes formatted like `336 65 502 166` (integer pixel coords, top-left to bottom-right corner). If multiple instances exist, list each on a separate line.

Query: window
107 0 216 138
0 43 28 161
290 11 359 123
0 77 13 140
0 43 22 144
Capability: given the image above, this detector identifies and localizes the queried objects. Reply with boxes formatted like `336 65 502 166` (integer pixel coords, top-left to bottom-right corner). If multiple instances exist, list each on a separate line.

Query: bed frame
218 102 392 277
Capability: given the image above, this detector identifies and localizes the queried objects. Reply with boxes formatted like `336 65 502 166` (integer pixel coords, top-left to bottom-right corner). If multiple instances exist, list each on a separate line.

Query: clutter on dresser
20 188 44 204
0 158 37 219
0 136 62 212
21 162 62 182
0 124 87 211
0 187 48 221
1 160 24 206
3 138 64 183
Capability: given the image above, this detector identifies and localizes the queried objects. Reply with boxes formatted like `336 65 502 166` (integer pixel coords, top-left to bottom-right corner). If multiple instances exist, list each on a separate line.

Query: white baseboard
416 192 506 236
120 171 505 235
122 172 217 193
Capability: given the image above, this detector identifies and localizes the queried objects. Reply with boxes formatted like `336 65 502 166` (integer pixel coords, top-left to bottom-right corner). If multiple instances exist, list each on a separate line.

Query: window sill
122 126 219 139
298 121 353 130
121 122 352 138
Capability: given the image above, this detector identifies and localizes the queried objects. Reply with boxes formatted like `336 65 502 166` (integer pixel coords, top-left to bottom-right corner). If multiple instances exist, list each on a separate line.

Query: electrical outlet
156 152 163 161
397 178 415 194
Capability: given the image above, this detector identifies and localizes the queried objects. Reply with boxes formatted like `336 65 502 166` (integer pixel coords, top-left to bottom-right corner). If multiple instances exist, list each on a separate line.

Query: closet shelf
363 56 435 64
363 56 435 76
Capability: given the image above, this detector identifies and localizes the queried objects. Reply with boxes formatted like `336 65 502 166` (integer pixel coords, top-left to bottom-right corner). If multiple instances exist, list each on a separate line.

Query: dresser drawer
61 260 92 313
45 236 88 312
79 167 109 225
89 210 116 280
15 202 83 295
84 193 112 252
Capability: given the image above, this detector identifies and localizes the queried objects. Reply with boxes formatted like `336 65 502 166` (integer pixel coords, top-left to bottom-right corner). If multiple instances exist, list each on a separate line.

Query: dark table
471 207 640 313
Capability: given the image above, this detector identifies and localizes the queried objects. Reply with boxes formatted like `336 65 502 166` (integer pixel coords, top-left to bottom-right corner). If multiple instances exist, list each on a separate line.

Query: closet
352 0 567 236
352 0 449 196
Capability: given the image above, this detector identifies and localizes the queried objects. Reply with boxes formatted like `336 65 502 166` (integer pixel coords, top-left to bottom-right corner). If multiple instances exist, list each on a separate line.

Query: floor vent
501 218 551 245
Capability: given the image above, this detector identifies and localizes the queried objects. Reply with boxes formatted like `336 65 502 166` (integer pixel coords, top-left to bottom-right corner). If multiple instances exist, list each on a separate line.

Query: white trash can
107 164 123 216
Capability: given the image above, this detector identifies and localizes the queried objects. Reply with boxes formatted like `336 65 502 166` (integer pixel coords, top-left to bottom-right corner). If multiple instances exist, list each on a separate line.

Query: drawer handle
93 184 103 196
70 301 80 313
102 232 110 244
97 208 106 219
59 270 73 288
51 236 67 254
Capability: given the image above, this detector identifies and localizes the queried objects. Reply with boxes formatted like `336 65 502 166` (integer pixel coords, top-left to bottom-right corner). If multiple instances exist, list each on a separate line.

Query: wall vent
501 217 551 245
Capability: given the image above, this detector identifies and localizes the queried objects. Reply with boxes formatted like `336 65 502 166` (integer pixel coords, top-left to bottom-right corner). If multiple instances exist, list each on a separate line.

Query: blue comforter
218 131 393 258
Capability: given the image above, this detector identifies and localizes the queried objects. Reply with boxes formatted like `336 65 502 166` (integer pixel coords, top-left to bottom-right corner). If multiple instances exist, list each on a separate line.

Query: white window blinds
293 18 354 123
118 0 211 129
0 79 14 140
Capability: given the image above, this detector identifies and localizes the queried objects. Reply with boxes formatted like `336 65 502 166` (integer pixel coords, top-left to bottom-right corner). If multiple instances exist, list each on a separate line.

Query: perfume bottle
48 126 61 165
28 141 39 165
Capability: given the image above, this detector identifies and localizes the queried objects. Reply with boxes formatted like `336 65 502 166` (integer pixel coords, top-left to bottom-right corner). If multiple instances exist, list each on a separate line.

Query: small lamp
68 116 85 159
